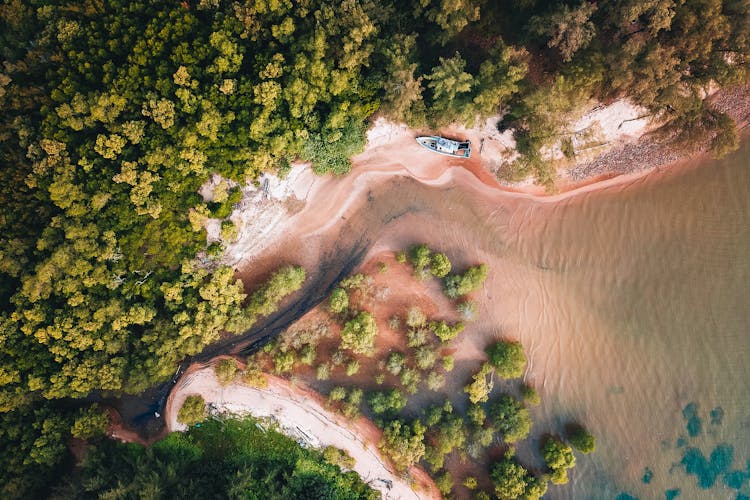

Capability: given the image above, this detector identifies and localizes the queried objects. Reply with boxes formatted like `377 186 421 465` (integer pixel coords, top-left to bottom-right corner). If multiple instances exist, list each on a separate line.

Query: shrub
442 355 455 372
406 327 430 348
322 446 356 470
463 476 478 490
444 264 488 298
242 367 268 388
456 300 478 320
220 219 239 242
346 360 360 376
425 371 446 391
486 341 527 379
329 386 347 402
467 404 486 426
339 273 369 290
405 306 426 328
430 320 464 342
409 244 431 271
400 368 422 394
342 389 364 418
414 347 437 370
429 252 452 278
567 425 596 454
522 384 540 406
329 287 349 314
299 344 316 365
214 359 239 386
206 240 223 257
177 395 207 426
464 363 494 404
435 472 454 496
273 349 295 374
316 363 332 380
378 419 426 471
245 265 306 322
395 251 407 263
341 311 378 355
209 185 243 218
375 373 385 385
386 351 406 375
387 315 401 330
542 436 576 484
488 395 531 443
490 450 547 500
377 261 388 273
331 349 348 366
368 389 407 415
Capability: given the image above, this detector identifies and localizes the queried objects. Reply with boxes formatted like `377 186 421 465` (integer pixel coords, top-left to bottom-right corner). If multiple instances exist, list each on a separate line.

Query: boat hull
416 136 471 158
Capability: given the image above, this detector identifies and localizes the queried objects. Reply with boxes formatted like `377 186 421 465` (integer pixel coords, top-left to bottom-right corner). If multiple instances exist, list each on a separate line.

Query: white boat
416 136 471 158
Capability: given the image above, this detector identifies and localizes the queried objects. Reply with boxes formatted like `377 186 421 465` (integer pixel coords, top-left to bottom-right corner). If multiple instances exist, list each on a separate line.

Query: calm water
351 143 750 498
507 145 750 499
255 140 750 498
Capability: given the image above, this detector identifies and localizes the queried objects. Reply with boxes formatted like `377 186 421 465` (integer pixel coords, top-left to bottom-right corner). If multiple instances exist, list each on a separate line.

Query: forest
1 0 748 497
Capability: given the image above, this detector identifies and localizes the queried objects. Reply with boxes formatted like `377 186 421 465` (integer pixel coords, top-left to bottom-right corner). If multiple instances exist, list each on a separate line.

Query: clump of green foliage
55 417 377 499
464 363 495 404
486 340 527 379
378 419 427 471
488 395 532 443
567 424 596 454
177 395 207 427
341 311 379 355
329 287 349 314
542 436 576 485
491 449 548 500
214 358 238 386
444 264 489 299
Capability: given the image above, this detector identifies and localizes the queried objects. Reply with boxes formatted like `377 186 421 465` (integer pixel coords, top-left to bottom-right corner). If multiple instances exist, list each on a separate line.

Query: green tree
329 287 350 314
486 340 527 379
177 395 207 426
444 264 488 298
530 2 598 62
425 53 474 123
430 320 465 342
429 252 451 278
386 351 406 375
543 436 576 484
368 389 407 415
567 424 596 454
464 363 494 404
341 311 379 355
488 395 532 443
214 359 238 386
378 419 426 471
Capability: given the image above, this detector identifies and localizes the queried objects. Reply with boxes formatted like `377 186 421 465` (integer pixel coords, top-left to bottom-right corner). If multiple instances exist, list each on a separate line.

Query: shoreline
164 359 440 500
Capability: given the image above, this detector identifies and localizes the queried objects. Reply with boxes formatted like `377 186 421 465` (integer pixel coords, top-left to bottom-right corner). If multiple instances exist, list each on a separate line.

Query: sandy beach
165 360 440 500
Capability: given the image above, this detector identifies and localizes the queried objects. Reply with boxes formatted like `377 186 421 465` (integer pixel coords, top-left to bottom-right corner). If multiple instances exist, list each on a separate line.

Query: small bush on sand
242 367 268 388
178 395 207 426
214 359 238 386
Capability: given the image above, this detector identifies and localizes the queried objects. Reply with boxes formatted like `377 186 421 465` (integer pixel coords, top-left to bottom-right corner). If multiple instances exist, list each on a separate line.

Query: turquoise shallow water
508 144 750 499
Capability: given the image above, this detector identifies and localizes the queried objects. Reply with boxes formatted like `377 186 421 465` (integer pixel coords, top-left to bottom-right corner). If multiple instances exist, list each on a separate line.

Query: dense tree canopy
55 417 377 499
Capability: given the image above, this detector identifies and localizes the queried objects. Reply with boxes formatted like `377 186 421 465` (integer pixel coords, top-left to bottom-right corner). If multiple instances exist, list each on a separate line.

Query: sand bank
165 361 439 500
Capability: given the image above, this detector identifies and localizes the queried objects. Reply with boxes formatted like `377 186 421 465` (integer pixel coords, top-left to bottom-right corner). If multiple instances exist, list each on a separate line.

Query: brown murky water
234 139 750 498
339 144 750 498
